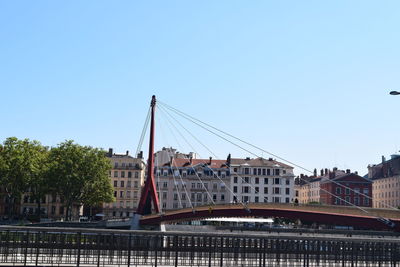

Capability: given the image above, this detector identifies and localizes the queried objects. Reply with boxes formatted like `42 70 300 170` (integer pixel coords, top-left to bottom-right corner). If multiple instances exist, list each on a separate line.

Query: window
221 194 225 201
244 177 250 183
163 182 168 188
275 169 280 176
274 178 280 185
135 172 139 178
363 188 369 194
253 168 257 175
114 191 117 197
267 169 271 176
213 183 218 190
285 197 290 203
262 169 266 175
121 171 125 178
242 196 249 202
364 198 370 206
213 194 217 201
255 196 259 203
264 178 268 184
162 191 167 199
198 183 203 189
233 186 237 193
120 181 124 187
114 162 118 168
345 188 350 195
127 191 131 198
285 188 290 195
114 171 118 178
335 197 340 205
191 183 196 189
120 191 124 198
345 196 350 205
242 186 249 193
274 197 280 203
181 193 186 200
258 168 261 175
336 187 342 194
127 181 131 187
274 187 280 194
128 172 132 178
234 177 238 183
264 187 268 194
255 177 259 184
174 193 178 200
233 167 238 173
114 181 118 187
285 179 290 185
134 181 138 188
244 168 249 174
255 186 259 193
354 197 359 206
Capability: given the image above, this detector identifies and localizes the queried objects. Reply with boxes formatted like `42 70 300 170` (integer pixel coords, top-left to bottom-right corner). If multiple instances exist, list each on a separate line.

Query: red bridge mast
136 95 160 215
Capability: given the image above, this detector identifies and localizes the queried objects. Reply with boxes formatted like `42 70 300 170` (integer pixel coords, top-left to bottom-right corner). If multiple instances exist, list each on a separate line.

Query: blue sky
1 1 399 175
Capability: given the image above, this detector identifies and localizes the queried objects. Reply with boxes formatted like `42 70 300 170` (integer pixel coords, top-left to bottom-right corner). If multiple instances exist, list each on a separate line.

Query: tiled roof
162 158 228 168
231 157 293 169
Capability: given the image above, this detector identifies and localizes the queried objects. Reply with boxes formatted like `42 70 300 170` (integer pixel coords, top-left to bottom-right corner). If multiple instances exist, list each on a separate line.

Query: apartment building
102 149 146 218
229 157 295 204
295 168 372 207
155 157 230 210
369 154 400 208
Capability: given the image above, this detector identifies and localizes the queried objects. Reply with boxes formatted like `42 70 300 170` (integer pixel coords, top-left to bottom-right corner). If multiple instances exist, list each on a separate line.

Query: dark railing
1 226 400 266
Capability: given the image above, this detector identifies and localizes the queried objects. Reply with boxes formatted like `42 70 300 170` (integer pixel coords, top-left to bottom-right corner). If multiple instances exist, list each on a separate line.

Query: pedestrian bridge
140 203 400 231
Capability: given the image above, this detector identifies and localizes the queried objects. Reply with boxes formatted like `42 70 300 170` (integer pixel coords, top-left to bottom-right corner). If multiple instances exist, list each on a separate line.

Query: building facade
155 157 230 210
102 149 146 218
229 157 295 204
369 154 400 208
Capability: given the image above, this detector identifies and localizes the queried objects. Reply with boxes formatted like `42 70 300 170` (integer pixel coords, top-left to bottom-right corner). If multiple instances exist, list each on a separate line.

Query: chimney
189 156 193 165
126 150 129 156
137 151 143 159
226 153 231 166
209 157 212 165
320 169 324 176
313 168 317 177
268 158 273 161
108 148 113 157
329 171 335 179
170 156 173 165
382 155 386 163
346 169 351 174
333 167 338 172
300 174 304 179
355 171 358 175
324 168 328 176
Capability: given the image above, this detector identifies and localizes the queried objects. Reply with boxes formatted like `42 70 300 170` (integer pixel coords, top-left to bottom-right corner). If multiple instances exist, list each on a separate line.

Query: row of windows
156 181 226 190
113 180 140 188
114 162 140 168
232 167 286 176
374 191 400 199
233 186 291 195
157 170 228 178
104 200 137 208
334 196 369 206
233 177 291 185
113 190 139 198
335 187 369 195
112 171 140 178
234 196 290 203
164 192 226 202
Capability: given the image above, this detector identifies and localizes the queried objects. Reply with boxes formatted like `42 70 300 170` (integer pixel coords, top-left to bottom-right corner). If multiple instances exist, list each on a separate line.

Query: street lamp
390 91 400 95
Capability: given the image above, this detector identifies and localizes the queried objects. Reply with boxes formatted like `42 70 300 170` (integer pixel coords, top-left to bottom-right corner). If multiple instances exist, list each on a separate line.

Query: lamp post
390 91 400 95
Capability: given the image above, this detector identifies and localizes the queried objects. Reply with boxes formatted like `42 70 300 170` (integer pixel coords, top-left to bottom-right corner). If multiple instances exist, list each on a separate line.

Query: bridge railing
1 226 400 266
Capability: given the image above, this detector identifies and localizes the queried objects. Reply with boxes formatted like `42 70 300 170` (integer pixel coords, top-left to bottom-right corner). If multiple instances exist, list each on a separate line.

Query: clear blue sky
1 1 399 175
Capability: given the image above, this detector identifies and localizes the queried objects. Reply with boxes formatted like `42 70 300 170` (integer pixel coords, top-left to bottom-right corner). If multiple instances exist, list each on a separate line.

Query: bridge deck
140 203 400 230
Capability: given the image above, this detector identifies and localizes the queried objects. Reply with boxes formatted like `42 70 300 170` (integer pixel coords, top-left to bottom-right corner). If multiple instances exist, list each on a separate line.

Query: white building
229 157 295 204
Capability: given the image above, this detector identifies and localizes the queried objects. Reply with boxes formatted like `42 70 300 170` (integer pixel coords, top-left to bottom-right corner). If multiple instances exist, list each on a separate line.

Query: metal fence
1 226 400 266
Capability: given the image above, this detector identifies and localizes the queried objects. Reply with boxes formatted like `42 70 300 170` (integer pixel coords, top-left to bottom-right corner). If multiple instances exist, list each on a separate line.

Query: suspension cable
158 101 396 212
158 107 215 206
135 106 151 157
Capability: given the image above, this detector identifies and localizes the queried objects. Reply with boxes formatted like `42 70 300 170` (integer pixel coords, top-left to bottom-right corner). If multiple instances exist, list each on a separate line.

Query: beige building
102 149 146 218
369 154 400 209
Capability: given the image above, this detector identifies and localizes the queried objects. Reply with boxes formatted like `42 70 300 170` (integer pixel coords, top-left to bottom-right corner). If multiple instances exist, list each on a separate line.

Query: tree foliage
48 140 114 220
0 137 47 216
0 137 114 220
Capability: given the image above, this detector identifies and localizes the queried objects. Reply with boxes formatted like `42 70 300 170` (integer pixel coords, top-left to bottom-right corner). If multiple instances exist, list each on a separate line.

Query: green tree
48 140 114 221
0 137 47 218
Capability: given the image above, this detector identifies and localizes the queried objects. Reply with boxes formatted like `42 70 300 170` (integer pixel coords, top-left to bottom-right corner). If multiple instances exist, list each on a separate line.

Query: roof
230 157 293 169
162 158 228 168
